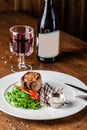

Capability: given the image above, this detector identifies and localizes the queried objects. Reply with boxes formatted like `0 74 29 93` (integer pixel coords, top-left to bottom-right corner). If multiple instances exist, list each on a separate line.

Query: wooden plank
0 0 87 41
62 0 81 37
0 12 87 130
0 0 14 12
80 0 87 41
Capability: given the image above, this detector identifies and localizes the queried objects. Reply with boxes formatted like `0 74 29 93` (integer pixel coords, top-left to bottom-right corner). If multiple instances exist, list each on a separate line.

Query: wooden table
0 12 87 130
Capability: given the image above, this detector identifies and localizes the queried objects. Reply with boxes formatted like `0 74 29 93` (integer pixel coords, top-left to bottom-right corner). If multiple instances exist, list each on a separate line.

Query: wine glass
10 25 34 72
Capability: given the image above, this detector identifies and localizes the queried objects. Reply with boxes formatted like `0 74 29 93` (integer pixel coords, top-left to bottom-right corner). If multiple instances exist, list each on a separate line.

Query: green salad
5 87 41 110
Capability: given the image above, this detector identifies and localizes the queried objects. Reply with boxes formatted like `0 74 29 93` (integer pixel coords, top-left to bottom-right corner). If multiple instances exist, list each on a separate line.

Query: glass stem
18 55 26 68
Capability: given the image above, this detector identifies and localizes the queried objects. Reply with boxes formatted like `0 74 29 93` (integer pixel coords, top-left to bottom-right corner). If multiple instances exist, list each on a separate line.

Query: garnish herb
5 87 41 110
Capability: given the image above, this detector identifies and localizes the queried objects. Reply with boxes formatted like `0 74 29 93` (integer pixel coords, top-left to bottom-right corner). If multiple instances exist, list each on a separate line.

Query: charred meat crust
21 72 42 92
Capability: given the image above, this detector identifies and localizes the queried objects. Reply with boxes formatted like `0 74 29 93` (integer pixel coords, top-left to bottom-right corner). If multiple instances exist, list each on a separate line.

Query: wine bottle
37 0 60 63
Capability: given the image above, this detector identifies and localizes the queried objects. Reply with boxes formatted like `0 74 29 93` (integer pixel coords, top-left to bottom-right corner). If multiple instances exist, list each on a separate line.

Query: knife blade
65 83 87 93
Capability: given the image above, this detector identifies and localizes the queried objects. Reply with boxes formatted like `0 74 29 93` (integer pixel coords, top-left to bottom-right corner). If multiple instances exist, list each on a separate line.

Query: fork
65 95 87 105
76 95 87 101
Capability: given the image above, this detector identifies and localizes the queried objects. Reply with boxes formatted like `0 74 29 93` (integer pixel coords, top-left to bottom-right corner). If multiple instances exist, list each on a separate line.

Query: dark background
0 0 87 42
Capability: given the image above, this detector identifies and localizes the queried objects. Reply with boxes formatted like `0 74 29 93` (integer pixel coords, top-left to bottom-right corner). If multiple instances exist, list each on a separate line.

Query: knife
65 83 87 93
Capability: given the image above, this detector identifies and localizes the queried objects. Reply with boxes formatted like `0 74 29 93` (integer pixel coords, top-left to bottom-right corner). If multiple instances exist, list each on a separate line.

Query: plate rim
0 70 87 120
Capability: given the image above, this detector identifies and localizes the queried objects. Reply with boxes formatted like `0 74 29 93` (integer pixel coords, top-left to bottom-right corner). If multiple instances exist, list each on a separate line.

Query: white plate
0 70 87 120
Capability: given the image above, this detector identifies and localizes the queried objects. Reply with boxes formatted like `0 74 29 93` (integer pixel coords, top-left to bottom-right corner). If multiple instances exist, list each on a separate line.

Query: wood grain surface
0 12 87 130
0 0 87 41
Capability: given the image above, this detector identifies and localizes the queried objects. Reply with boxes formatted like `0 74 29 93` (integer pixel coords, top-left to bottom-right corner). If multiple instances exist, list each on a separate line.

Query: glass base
11 64 32 72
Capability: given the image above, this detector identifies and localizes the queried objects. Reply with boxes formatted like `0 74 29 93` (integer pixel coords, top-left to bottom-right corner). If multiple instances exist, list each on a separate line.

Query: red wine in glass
10 25 34 72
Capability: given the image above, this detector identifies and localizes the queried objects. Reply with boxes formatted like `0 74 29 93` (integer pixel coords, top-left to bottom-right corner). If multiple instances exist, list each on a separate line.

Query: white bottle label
38 31 60 58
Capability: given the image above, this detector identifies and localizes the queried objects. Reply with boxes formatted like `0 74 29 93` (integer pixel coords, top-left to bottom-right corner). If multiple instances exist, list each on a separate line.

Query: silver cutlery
66 95 87 104
65 83 87 93
48 93 87 108
76 95 87 101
